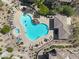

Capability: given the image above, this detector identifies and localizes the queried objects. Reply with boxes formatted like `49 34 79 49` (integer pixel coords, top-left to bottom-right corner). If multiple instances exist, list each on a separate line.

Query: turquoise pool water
15 28 20 35
20 13 48 41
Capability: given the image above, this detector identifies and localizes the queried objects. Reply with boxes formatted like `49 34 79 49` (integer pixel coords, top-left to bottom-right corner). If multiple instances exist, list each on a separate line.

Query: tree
38 4 49 15
1 57 10 59
0 25 11 34
55 6 63 13
35 0 49 15
35 0 45 6
0 48 2 51
0 0 3 7
48 9 57 15
6 47 13 53
62 5 74 16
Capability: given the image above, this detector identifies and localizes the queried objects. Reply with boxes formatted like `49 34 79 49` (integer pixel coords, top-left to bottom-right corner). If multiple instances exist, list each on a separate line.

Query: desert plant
6 47 13 53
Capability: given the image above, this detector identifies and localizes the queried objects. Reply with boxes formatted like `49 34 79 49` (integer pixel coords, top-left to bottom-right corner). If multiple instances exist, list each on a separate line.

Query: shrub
35 0 45 6
6 47 13 53
48 9 57 15
35 44 39 47
1 57 9 59
0 0 3 7
55 6 63 13
0 52 2 55
53 5 75 16
50 45 65 48
62 5 74 16
0 25 11 34
44 38 48 42
0 48 2 51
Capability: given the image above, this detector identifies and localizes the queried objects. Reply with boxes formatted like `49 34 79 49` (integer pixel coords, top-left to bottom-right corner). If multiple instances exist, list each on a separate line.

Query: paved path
33 40 72 52
28 40 72 59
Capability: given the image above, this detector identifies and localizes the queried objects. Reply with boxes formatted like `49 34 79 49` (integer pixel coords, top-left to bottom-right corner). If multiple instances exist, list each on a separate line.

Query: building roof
53 14 72 39
38 53 49 59
54 14 71 34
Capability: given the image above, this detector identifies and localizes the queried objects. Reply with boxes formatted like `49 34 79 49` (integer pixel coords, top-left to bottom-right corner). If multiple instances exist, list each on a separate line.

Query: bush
1 57 9 59
44 38 48 42
48 9 57 15
55 45 65 48
35 0 45 6
50 45 65 48
55 6 63 13
0 0 3 7
6 47 13 53
52 5 75 16
0 25 11 34
0 52 2 55
0 48 2 51
62 5 74 16
35 44 39 47
38 4 49 15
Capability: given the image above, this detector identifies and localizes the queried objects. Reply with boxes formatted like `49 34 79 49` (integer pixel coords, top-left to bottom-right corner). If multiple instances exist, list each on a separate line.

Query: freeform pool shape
20 14 48 41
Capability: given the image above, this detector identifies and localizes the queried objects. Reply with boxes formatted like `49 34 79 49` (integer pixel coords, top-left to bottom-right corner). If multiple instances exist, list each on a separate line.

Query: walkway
33 40 72 52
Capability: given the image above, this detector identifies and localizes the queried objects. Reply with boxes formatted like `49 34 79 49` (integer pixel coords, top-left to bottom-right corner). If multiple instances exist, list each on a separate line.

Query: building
38 49 57 59
49 14 72 39
38 53 49 59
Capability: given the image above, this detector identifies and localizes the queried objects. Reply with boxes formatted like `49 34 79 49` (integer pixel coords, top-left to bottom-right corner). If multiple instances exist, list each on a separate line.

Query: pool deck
14 10 31 47
13 9 53 48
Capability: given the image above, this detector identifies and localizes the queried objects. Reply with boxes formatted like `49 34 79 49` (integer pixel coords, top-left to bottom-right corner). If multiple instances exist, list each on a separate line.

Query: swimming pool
20 13 48 41
13 28 20 37
15 28 20 35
